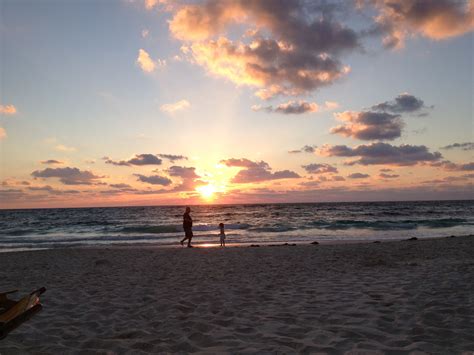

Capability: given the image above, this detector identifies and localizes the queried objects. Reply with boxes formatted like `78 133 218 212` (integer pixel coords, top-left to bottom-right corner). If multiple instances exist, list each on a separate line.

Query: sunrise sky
0 0 473 208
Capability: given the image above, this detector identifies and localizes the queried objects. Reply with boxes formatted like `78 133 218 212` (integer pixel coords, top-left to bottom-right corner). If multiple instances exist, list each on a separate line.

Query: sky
0 0 473 209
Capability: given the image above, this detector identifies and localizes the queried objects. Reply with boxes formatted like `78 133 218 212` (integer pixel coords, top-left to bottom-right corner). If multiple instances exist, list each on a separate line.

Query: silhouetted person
180 207 193 248
219 223 226 247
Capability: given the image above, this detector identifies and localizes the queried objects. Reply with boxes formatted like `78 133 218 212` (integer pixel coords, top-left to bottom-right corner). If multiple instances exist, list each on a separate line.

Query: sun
196 184 217 201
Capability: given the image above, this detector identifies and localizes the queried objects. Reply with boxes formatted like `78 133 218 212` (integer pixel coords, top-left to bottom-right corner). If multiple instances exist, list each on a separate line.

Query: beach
1 236 473 354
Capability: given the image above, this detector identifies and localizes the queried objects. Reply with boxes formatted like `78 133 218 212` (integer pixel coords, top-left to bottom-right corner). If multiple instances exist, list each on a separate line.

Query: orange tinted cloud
370 0 474 48
136 48 165 73
0 104 17 115
169 1 357 99
0 127 6 139
160 99 190 114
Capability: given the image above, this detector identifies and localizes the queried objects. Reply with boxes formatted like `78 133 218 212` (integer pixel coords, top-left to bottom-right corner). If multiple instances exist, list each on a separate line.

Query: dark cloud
363 0 474 49
431 160 474 171
157 154 188 162
379 173 400 179
221 158 300 183
348 172 370 179
135 174 173 186
421 174 474 184
105 154 163 167
302 163 338 174
109 183 132 189
27 185 81 194
321 143 442 166
254 101 318 114
31 167 103 185
380 168 393 172
171 1 359 99
440 142 474 151
40 159 64 165
371 93 427 113
331 110 404 140
289 145 317 154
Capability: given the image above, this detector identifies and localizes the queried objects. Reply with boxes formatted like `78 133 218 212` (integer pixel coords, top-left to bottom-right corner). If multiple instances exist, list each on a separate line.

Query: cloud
347 173 370 179
0 104 17 115
324 101 340 110
168 165 205 191
55 144 76 152
142 29 150 38
41 159 64 165
221 158 300 183
157 154 188 162
169 1 358 99
371 93 427 113
331 110 403 140
160 99 190 113
431 160 474 171
302 163 338 174
330 94 429 141
0 127 6 140
105 154 163 166
440 142 474 151
253 101 319 114
379 172 400 179
27 185 81 195
109 183 132 189
366 0 474 49
136 49 165 73
135 174 173 186
320 142 442 166
421 174 474 184
31 167 103 185
289 145 317 154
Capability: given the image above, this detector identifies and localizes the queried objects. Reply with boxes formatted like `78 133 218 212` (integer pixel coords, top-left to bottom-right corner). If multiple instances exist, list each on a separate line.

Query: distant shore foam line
1 234 473 253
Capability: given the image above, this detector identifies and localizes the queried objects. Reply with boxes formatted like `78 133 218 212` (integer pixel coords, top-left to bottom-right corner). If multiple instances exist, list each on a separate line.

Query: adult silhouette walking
180 207 193 248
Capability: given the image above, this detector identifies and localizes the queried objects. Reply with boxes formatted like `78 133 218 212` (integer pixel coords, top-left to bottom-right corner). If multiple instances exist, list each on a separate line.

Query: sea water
1 200 473 251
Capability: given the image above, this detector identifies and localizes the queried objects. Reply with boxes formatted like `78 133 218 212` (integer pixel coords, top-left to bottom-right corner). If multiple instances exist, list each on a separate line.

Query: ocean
1 200 473 252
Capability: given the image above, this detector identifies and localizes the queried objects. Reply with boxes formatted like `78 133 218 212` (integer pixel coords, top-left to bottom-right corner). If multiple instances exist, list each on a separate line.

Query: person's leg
187 231 193 247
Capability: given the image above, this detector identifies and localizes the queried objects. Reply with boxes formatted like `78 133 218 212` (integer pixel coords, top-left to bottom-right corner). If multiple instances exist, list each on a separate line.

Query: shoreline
2 232 473 255
1 235 473 353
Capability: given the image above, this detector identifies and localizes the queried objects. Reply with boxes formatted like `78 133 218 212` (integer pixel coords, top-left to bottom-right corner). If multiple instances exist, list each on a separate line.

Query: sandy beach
1 236 473 354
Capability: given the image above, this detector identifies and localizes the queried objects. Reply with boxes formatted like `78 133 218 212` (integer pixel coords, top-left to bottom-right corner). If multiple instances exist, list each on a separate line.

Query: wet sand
1 236 473 353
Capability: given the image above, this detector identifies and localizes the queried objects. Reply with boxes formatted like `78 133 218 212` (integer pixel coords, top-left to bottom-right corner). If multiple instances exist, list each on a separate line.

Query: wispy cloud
221 158 300 183
160 99 190 114
136 48 165 73
0 104 17 115
55 144 76 152
289 145 317 154
0 127 6 140
440 142 474 151
40 159 64 165
253 101 319 114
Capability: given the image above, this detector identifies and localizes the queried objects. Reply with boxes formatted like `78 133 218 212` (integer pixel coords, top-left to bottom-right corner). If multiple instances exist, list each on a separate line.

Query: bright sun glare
196 184 217 201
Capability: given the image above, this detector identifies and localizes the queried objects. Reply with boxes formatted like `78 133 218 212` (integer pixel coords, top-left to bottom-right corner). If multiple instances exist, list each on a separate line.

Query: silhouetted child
218 223 226 247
